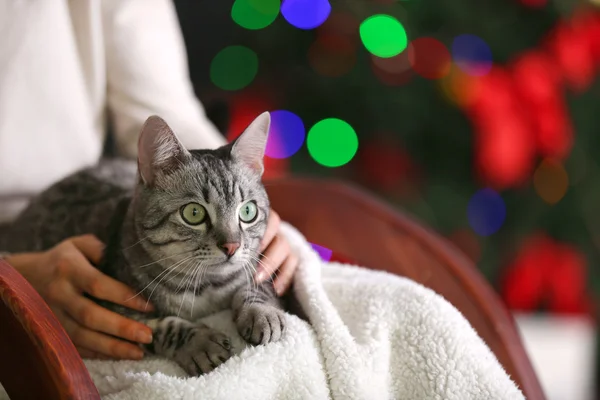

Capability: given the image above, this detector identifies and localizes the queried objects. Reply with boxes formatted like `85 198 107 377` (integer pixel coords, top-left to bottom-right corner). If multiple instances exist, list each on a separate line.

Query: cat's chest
159 285 238 321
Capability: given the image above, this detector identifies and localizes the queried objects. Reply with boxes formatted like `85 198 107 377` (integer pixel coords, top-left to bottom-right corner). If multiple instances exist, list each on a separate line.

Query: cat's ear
230 111 270 175
137 116 190 186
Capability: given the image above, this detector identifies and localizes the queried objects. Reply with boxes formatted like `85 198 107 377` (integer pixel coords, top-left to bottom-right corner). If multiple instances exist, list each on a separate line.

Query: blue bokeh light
467 188 506 236
281 0 331 30
310 242 333 262
265 110 306 159
452 34 493 76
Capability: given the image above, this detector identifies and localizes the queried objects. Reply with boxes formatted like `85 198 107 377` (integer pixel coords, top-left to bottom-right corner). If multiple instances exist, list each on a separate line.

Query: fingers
63 291 153 345
259 210 280 252
68 247 153 312
70 234 105 265
255 233 289 282
272 253 299 296
76 346 106 360
61 313 145 360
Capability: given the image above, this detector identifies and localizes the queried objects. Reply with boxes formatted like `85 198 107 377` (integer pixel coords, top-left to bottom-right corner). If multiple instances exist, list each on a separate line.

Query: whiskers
121 235 151 251
241 249 280 304
176 260 207 318
125 252 201 310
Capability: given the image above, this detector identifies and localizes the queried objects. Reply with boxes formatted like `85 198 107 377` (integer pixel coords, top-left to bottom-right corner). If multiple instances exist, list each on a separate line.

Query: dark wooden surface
266 178 546 400
0 177 544 399
0 259 100 400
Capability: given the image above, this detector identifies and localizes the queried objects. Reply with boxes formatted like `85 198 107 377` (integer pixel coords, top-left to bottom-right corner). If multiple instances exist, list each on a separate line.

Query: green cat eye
239 201 258 223
180 203 207 225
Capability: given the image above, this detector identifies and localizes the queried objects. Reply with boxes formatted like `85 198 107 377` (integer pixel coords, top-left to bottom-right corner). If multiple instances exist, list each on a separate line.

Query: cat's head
131 113 271 276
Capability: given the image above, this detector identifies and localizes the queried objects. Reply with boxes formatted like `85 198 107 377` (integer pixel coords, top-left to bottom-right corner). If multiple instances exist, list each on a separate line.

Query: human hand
6 235 154 360
254 209 299 296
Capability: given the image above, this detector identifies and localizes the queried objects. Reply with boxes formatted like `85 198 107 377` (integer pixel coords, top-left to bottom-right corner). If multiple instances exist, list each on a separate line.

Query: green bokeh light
210 46 258 91
231 0 279 30
307 118 359 167
359 14 408 58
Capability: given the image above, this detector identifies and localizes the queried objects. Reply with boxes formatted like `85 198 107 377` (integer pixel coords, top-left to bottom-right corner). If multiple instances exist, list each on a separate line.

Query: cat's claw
236 304 286 345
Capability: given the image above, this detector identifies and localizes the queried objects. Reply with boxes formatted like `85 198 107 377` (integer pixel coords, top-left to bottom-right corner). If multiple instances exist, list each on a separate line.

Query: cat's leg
142 316 233 376
232 281 286 345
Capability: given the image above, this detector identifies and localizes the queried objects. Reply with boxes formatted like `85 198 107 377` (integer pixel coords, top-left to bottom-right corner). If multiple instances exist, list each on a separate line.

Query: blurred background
172 0 599 399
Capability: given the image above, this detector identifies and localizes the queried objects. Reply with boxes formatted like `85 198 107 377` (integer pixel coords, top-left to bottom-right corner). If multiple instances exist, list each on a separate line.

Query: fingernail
137 330 153 344
129 348 144 360
255 270 268 282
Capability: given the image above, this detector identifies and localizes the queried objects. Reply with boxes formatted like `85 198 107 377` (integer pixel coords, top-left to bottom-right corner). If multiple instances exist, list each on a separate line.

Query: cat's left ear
230 112 270 176
137 116 190 186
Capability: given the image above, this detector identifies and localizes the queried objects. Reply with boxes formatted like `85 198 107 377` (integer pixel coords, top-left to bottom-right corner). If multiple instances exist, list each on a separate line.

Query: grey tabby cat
0 112 286 376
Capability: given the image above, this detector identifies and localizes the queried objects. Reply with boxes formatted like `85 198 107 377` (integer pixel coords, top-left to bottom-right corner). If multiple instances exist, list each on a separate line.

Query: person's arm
101 0 226 157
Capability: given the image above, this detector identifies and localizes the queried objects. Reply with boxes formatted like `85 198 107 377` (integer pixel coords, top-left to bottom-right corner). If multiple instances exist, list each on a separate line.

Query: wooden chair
0 178 545 400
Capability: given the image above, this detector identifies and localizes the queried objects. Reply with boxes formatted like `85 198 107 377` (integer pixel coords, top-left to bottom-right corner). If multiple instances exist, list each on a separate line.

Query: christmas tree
175 0 600 317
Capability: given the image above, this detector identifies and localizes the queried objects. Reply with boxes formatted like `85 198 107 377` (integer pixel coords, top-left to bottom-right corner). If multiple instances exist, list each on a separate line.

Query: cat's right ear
137 116 190 186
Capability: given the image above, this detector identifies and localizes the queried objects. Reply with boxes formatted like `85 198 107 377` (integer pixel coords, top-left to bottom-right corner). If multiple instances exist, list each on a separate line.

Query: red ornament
531 99 573 159
511 51 561 108
475 115 536 190
469 67 536 189
545 21 596 92
501 235 554 311
501 234 593 316
462 9 600 183
468 67 515 116
547 243 589 314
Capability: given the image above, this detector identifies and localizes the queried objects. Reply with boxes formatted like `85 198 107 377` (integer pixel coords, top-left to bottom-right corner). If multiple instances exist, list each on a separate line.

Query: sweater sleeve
101 0 227 159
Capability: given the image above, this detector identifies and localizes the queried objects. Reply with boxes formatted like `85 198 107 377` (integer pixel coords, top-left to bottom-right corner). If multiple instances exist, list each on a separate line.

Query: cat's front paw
175 325 233 376
236 304 286 345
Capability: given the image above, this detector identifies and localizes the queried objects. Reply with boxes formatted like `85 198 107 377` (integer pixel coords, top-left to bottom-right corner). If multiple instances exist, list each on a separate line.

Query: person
0 0 298 361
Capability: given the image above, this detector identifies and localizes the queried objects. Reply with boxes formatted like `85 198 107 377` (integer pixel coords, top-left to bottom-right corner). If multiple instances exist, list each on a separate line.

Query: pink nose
220 242 240 257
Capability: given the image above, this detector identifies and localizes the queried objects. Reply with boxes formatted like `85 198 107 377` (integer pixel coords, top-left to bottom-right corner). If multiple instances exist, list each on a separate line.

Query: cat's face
131 113 271 277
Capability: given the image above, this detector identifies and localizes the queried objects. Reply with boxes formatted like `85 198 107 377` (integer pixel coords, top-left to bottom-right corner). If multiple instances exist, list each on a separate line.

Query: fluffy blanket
2 223 525 399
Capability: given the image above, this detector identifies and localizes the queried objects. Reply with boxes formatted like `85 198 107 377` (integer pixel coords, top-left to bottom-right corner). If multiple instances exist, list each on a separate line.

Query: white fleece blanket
1 223 525 399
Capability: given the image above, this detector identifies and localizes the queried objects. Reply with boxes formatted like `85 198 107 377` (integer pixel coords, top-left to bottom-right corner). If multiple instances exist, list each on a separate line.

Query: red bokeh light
408 37 452 80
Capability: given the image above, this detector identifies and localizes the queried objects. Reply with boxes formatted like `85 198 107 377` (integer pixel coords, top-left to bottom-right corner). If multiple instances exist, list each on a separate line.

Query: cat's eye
180 203 207 225
239 201 258 223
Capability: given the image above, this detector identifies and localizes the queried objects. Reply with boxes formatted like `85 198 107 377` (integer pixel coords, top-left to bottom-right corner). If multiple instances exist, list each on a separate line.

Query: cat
0 112 287 376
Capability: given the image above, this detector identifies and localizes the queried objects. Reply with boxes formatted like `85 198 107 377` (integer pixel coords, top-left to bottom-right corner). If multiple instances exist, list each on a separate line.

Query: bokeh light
308 34 357 77
467 188 507 236
316 10 359 39
371 50 414 86
533 159 569 204
360 14 408 58
281 0 331 30
307 118 358 167
265 110 306 159
439 65 480 106
408 37 451 79
310 242 333 262
210 46 258 91
225 89 289 180
231 0 279 30
452 34 493 76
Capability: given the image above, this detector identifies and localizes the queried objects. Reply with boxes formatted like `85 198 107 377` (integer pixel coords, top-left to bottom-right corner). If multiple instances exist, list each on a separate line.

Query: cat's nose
219 242 240 257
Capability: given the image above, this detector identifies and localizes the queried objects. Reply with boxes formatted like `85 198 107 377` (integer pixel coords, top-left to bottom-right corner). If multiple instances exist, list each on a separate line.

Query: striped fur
1 113 286 376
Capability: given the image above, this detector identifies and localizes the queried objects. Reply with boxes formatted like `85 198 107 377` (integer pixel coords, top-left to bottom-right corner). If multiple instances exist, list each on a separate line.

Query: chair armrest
0 259 99 399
